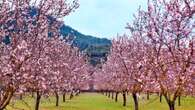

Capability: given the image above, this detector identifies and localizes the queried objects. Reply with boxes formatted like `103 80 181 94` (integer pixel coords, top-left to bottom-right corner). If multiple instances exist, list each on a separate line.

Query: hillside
59 24 111 51
59 25 111 66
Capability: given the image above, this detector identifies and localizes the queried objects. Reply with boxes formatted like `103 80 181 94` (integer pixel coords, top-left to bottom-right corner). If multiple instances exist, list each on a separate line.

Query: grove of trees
0 0 195 110
0 0 91 110
95 0 195 110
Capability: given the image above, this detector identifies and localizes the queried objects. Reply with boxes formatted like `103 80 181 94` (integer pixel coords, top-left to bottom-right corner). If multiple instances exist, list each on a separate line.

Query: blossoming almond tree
96 1 194 110
126 0 195 110
47 39 90 106
0 0 79 109
95 35 149 110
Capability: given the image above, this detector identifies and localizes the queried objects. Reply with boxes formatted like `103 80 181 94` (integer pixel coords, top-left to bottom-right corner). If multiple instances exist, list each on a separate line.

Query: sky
64 0 147 39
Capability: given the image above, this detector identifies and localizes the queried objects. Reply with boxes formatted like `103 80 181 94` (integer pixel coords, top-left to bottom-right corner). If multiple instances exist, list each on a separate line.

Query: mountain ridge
59 24 111 51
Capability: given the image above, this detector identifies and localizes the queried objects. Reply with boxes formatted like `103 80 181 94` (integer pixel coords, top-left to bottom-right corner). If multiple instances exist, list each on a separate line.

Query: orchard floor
6 93 195 110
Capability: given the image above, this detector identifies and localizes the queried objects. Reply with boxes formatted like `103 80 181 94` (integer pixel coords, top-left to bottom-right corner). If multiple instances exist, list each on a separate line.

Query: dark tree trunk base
115 92 119 102
63 92 66 102
160 93 162 103
55 92 59 107
20 94 23 100
178 96 181 106
32 92 34 98
122 91 126 107
132 93 138 110
35 91 41 110
111 92 114 99
147 92 149 100
70 92 74 100
168 101 175 110
108 92 110 98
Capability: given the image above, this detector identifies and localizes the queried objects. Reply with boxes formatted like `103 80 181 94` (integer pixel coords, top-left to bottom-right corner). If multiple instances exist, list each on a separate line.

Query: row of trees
0 0 91 110
95 0 195 110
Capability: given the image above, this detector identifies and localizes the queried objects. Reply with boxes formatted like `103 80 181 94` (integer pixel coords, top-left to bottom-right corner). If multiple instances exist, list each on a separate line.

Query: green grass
6 93 195 110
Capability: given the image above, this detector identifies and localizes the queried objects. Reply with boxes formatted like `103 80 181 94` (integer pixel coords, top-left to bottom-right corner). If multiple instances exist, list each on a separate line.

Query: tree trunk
0 90 14 110
108 91 110 98
122 91 126 106
63 92 66 102
178 96 181 106
111 92 114 99
32 92 34 98
115 92 119 102
70 91 74 100
75 91 78 96
75 90 80 96
20 94 23 100
168 101 175 110
147 92 149 100
35 91 41 110
55 91 59 107
132 93 139 110
164 95 176 110
160 93 162 103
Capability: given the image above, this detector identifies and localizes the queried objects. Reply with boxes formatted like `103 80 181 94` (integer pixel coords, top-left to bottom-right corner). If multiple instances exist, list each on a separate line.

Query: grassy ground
6 93 195 110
